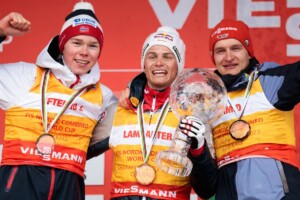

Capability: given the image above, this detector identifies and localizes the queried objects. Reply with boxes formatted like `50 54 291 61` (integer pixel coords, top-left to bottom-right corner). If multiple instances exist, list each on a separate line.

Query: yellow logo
130 97 139 107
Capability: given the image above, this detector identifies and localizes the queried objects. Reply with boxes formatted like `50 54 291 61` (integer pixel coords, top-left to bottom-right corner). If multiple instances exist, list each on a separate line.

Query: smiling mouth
223 63 238 68
75 59 89 65
153 70 167 75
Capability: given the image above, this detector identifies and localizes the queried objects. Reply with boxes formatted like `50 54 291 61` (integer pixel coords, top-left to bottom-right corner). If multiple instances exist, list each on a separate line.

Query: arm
0 13 35 109
180 116 218 199
189 142 218 199
87 102 118 160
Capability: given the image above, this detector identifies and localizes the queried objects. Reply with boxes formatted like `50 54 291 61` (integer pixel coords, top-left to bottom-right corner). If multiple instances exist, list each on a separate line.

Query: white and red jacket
0 35 118 177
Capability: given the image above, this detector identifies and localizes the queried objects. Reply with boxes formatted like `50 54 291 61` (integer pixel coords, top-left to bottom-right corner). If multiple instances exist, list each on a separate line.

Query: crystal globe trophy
156 68 227 177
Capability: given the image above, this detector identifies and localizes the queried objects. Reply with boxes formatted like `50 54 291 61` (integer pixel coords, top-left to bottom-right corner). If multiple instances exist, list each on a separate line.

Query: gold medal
36 134 55 155
135 163 156 185
230 120 251 140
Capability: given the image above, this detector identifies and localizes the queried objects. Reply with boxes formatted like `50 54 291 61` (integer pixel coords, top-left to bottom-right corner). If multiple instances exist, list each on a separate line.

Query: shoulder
99 83 118 104
259 62 280 72
99 83 115 97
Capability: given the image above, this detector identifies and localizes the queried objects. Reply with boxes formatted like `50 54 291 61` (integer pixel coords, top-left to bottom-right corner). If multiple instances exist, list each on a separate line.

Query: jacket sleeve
128 72 147 108
87 102 118 160
189 142 218 199
259 60 300 110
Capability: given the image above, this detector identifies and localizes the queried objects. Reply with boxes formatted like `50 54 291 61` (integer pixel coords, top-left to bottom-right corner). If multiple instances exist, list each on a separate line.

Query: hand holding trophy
156 68 227 177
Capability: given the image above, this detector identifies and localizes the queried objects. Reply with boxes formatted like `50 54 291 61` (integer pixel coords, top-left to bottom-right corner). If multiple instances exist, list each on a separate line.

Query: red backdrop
1 0 300 199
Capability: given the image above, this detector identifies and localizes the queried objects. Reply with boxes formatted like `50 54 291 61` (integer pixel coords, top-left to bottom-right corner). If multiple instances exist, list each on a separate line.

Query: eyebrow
214 44 243 50
146 52 173 55
70 38 99 44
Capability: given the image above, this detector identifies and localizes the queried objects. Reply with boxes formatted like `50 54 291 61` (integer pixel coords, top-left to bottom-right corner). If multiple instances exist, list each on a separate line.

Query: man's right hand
118 72 147 111
118 88 130 109
0 12 31 37
179 116 205 150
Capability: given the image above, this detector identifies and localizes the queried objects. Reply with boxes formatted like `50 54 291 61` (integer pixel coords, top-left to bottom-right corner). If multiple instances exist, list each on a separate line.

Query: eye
214 49 225 55
232 47 239 51
72 41 81 46
146 53 156 60
163 53 175 60
164 54 172 59
89 44 99 49
232 45 242 51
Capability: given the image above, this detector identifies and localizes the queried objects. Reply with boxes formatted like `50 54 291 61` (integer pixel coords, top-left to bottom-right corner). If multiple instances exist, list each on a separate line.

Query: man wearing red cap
190 19 300 199
124 19 300 200
0 2 117 200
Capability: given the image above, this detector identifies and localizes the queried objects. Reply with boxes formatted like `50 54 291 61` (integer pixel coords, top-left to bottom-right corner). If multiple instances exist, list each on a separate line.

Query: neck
143 85 170 112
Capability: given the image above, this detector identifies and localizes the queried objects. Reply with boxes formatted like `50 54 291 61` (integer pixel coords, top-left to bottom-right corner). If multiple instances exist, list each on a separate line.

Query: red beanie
58 2 104 56
209 19 254 64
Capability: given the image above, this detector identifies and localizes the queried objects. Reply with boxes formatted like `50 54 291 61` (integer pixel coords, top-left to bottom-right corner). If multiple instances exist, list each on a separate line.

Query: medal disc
229 120 251 140
135 163 156 185
36 134 55 155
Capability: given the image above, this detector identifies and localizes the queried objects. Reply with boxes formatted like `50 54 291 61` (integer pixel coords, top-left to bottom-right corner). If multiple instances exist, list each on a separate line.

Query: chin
223 70 239 76
72 68 89 75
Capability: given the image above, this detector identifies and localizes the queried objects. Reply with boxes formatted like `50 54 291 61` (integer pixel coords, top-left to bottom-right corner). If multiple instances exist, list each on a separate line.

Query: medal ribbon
137 99 170 163
227 66 259 120
41 69 88 134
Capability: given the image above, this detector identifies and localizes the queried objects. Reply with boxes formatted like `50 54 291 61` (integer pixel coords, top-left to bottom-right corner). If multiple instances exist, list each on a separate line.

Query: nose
79 45 88 55
154 56 164 66
224 50 234 61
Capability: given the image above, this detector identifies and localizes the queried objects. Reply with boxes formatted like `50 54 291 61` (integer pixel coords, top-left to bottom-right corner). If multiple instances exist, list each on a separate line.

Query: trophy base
156 150 193 177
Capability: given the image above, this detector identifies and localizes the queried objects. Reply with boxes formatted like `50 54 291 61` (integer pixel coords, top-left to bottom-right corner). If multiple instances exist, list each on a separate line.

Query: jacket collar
143 85 170 112
215 57 259 92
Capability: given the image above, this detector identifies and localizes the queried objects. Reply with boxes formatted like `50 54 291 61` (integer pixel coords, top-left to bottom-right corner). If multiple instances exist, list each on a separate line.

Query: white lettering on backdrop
148 0 196 29
150 0 300 56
